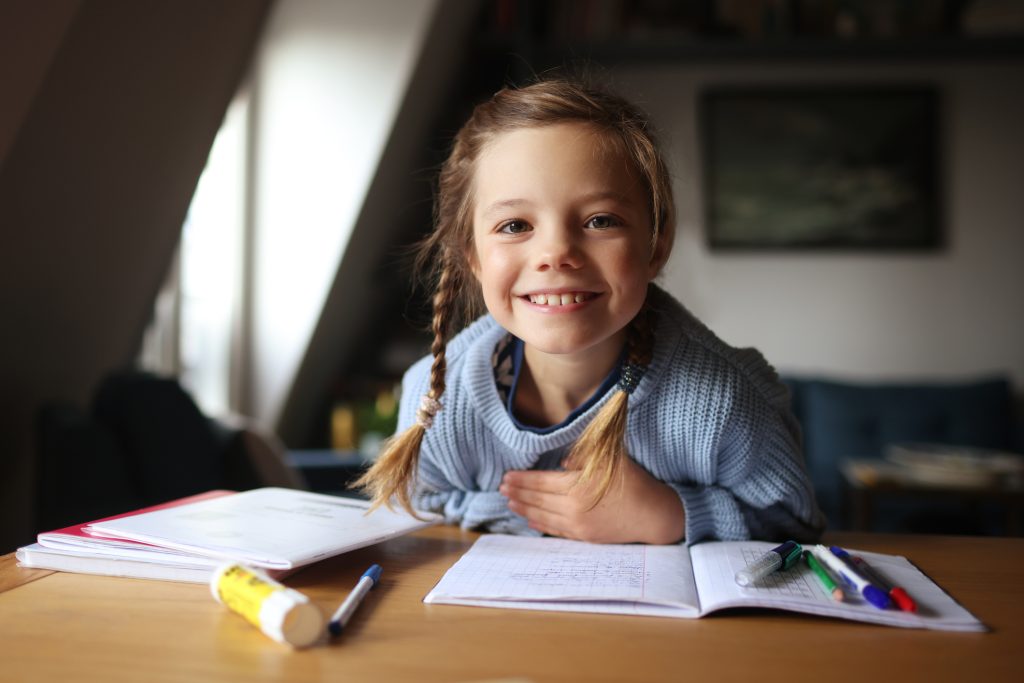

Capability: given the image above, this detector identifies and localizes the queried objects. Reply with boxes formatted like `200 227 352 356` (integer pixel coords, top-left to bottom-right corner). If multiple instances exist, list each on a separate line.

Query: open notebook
424 535 984 632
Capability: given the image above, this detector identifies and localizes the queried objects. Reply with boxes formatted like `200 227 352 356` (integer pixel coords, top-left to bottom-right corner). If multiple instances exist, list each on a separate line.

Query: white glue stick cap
259 589 323 648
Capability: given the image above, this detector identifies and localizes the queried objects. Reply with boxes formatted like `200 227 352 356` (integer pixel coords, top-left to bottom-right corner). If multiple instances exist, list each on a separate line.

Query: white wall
614 62 1024 387
248 0 440 426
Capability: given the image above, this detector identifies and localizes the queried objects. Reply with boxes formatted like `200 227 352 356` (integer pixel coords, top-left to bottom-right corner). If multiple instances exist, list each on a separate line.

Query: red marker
850 555 917 613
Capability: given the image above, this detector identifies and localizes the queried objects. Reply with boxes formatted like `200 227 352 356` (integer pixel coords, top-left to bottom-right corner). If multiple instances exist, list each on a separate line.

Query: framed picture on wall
700 86 941 250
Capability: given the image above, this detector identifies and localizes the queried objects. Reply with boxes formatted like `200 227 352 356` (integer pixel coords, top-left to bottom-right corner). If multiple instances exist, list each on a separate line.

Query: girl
357 79 824 545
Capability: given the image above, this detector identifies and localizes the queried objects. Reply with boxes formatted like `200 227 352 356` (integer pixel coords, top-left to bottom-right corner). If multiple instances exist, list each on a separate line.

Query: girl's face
468 122 667 361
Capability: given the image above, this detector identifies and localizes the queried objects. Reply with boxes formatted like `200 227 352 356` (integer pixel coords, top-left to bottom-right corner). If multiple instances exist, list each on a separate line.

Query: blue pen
825 546 890 610
328 564 383 636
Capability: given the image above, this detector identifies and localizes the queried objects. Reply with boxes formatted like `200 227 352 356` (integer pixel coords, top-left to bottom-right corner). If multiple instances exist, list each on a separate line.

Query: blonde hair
355 78 676 514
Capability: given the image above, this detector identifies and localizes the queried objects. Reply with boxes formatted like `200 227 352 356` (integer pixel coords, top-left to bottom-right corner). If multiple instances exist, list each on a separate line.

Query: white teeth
528 292 590 306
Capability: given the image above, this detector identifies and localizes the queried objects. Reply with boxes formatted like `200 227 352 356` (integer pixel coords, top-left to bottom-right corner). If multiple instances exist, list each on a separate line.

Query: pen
849 554 917 613
328 564 383 636
735 540 802 586
803 550 843 602
814 545 890 610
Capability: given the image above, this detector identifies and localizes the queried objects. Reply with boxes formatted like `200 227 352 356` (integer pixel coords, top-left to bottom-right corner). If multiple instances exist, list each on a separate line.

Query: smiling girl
356 79 824 545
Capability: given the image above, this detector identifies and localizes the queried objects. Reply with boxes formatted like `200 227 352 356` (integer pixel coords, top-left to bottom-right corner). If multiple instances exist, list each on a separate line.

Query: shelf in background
475 0 1024 67
485 35 1024 66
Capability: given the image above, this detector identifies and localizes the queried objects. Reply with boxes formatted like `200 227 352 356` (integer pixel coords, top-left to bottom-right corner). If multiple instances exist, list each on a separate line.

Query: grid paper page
424 535 700 616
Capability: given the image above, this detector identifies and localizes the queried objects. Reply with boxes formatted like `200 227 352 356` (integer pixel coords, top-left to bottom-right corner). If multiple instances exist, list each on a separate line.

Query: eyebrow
479 191 635 218
479 198 531 217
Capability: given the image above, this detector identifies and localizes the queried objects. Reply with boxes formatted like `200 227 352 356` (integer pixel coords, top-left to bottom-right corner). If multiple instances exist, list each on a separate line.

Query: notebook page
689 541 985 631
424 535 701 617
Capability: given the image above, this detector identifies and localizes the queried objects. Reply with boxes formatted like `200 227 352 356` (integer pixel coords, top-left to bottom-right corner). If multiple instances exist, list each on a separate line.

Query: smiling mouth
524 292 597 307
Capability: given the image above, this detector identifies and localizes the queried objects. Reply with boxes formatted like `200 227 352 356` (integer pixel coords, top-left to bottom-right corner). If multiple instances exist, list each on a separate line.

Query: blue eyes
496 214 621 234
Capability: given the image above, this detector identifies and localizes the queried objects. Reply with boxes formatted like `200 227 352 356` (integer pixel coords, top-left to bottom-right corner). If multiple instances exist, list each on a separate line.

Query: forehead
472 122 642 210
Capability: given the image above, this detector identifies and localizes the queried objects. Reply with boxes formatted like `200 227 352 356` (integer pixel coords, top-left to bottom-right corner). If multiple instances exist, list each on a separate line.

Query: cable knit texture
401 286 825 544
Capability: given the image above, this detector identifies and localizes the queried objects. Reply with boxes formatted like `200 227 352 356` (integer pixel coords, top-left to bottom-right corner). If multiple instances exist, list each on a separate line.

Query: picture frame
700 86 941 250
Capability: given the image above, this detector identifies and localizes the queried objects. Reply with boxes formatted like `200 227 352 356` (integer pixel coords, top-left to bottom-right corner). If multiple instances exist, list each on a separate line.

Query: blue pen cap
364 564 383 586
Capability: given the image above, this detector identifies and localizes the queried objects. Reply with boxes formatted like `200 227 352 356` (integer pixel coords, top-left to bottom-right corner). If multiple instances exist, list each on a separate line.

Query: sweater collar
458 287 681 458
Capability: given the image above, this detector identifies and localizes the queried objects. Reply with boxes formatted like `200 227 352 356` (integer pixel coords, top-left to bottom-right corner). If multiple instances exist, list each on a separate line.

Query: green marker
804 549 844 602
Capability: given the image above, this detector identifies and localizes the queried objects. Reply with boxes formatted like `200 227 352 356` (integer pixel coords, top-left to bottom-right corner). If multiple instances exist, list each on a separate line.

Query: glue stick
211 563 324 648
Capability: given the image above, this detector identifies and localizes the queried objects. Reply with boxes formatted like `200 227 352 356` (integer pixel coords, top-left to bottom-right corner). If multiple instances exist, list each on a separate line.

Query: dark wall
0 0 271 552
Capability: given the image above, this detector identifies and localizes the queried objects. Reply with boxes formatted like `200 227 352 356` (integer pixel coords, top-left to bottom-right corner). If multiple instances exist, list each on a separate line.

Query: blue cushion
785 376 1013 528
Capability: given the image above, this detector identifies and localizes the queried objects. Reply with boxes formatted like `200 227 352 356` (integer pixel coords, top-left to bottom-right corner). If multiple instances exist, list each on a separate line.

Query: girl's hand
499 458 685 544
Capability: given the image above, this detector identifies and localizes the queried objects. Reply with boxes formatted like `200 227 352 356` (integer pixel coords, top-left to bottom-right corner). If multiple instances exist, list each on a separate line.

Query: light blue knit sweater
401 286 825 544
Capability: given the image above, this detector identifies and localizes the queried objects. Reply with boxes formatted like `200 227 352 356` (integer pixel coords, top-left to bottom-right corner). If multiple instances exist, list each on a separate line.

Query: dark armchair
35 370 305 533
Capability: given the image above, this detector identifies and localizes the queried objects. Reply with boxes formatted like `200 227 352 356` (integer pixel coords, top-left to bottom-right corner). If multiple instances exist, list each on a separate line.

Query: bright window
139 91 249 418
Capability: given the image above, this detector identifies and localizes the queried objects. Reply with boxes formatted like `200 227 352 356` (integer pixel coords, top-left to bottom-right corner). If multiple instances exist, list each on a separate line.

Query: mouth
522 291 598 307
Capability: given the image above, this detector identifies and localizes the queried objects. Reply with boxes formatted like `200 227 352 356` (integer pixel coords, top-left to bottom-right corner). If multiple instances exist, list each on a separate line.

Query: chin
519 331 611 357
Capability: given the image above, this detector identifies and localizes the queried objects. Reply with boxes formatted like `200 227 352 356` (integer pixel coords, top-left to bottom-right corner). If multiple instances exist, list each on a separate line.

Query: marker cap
862 584 891 610
889 587 917 612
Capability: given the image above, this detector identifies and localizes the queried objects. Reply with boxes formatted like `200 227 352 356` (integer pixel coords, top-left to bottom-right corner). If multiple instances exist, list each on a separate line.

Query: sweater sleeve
667 351 825 545
414 462 537 535
669 410 824 544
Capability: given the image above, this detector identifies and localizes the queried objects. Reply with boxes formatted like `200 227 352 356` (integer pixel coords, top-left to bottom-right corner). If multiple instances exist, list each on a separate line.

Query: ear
465 242 482 281
646 227 672 279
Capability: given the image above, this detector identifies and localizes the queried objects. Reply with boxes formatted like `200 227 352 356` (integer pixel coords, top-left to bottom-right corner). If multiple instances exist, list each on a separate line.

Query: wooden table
1 527 1023 682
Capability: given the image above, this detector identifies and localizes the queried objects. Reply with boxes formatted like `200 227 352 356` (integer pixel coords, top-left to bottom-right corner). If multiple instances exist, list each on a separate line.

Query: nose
534 224 583 272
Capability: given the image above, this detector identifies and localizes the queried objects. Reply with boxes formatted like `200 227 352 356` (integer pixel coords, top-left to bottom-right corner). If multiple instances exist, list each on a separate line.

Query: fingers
499 462 684 544
501 477 572 522
516 506 570 539
502 470 601 540
501 471 570 534
502 469 575 494
503 484 555 512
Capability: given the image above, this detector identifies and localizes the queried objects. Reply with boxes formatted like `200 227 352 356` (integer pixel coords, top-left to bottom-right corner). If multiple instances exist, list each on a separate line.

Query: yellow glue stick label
215 565 281 628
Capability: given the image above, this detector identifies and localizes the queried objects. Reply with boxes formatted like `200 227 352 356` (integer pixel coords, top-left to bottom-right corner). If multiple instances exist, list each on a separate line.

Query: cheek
476 247 513 282
473 247 516 305
633 238 663 282
607 245 655 285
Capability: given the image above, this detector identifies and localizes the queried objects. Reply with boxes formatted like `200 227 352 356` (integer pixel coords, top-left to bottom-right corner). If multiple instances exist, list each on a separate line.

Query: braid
426 266 459 402
625 299 655 368
565 297 656 508
354 258 462 516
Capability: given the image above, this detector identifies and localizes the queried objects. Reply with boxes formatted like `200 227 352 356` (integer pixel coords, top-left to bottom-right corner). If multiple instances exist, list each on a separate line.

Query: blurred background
2 0 1022 552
